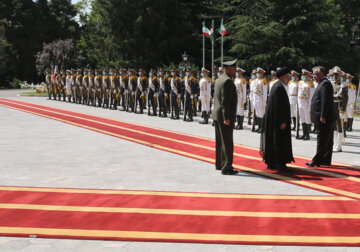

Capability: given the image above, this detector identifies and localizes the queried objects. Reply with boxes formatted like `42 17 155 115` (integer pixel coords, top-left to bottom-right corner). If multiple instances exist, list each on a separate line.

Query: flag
209 25 214 44
53 65 58 83
202 25 210 37
218 20 228 35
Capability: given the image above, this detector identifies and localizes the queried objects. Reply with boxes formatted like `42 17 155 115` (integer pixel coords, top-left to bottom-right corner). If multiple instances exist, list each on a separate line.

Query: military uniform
119 69 128 111
70 69 77 103
135 70 147 114
127 70 137 112
253 67 267 132
158 70 170 117
183 71 197 122
102 70 110 108
234 68 247 130
147 69 159 116
331 67 348 152
45 70 52 100
94 70 102 107
170 70 181 119
268 70 277 94
88 69 96 106
288 71 299 130
65 70 72 102
248 70 257 126
75 69 82 104
297 69 314 140
346 74 356 132
82 69 89 105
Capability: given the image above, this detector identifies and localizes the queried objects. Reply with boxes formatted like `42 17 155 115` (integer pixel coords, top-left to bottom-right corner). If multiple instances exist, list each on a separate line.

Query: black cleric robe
260 80 294 165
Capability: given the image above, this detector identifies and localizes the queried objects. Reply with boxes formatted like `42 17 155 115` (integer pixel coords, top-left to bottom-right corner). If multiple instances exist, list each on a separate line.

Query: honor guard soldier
119 69 128 111
331 67 348 152
75 69 82 104
59 70 66 101
52 68 58 100
94 69 102 107
127 69 137 112
158 69 169 117
297 69 314 140
170 69 181 119
70 69 76 103
135 68 147 114
252 67 267 133
179 70 186 115
102 69 110 108
65 70 72 102
88 69 95 106
346 74 356 132
45 69 52 100
183 69 197 122
198 68 212 124
248 69 257 126
288 70 299 130
109 69 119 110
268 70 278 93
148 69 159 116
82 69 89 104
234 67 247 129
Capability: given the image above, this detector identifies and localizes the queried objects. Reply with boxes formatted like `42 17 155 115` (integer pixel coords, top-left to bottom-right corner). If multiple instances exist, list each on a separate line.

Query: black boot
299 123 306 139
303 124 310 140
344 121 347 138
291 117 296 130
349 118 353 132
235 115 241 129
203 112 208 124
238 116 244 130
199 112 206 124
183 108 188 121
256 118 262 133
311 123 316 133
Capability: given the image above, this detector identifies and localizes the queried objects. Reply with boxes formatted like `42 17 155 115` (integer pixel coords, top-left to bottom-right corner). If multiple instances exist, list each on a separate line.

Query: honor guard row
44 65 357 145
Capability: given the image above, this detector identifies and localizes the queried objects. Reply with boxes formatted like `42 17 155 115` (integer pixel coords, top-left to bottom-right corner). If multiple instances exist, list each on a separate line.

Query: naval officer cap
275 67 290 78
222 59 237 67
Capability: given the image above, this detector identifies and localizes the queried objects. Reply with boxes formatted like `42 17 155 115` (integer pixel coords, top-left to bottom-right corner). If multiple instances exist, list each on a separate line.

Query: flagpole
211 19 214 81
221 18 224 68
202 21 205 68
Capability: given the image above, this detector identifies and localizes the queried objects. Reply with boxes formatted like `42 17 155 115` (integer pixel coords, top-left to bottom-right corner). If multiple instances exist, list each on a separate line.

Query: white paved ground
0 90 359 251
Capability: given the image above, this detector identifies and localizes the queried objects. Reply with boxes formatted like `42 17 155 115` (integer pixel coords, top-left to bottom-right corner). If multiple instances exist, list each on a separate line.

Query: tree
35 39 84 75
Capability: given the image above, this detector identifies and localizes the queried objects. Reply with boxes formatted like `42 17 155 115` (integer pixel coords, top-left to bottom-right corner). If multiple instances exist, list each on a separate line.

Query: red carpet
0 186 359 246
0 98 360 246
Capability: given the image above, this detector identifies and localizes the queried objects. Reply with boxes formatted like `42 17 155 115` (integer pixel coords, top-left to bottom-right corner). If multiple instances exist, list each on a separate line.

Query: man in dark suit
213 59 238 175
306 66 334 167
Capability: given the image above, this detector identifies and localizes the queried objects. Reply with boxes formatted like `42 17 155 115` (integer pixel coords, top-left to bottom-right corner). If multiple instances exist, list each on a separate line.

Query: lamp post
179 51 191 71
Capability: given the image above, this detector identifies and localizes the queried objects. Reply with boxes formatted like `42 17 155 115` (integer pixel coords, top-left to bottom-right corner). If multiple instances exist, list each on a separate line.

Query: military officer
248 69 257 126
94 69 102 107
119 69 128 111
88 69 95 106
252 67 267 133
346 74 356 132
127 69 137 112
60 69 66 101
134 68 147 114
65 70 72 102
297 69 314 140
288 70 299 130
102 69 110 108
45 69 52 100
331 67 348 152
158 69 169 117
75 69 82 104
112 69 121 110
170 69 181 119
234 67 247 130
268 70 278 93
70 69 76 103
197 68 211 124
52 68 58 100
147 69 159 116
82 69 89 105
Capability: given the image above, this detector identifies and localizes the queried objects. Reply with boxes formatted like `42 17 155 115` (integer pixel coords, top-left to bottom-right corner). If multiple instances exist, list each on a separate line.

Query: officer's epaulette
308 81 314 87
347 83 351 88
175 77 180 81
352 84 357 89
206 77 212 82
99 75 102 78
189 76 195 81
153 76 158 81
141 76 147 81
297 81 301 85
261 78 267 84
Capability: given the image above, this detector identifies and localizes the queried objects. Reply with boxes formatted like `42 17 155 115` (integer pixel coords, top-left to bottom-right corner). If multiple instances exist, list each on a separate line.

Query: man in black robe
260 67 294 172
306 66 334 167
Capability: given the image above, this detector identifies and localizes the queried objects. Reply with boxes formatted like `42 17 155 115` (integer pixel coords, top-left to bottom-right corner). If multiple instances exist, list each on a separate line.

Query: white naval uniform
347 83 356 119
268 79 277 94
65 75 71 95
249 78 256 114
253 78 267 118
288 80 299 118
235 77 247 116
199 77 211 112
297 80 314 124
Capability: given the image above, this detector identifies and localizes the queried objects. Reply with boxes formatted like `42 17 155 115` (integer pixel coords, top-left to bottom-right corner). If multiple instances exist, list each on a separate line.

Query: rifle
247 94 252 125
296 103 300 139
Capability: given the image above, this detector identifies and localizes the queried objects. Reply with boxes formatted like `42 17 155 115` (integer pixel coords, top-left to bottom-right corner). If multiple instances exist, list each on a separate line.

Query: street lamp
179 51 191 71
